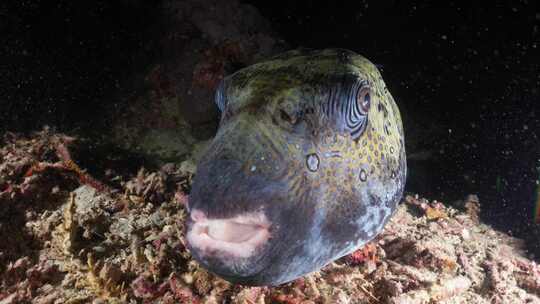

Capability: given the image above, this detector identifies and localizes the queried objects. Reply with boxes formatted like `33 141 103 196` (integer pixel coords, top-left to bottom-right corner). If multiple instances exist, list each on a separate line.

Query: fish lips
185 214 277 283
185 202 296 285
186 173 294 284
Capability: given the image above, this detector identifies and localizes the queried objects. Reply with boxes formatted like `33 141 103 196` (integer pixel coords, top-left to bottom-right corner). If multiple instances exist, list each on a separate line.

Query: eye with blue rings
346 82 370 139
357 87 370 114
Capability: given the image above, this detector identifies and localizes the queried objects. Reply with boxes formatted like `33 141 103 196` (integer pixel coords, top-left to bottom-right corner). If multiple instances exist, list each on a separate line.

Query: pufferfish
186 48 406 286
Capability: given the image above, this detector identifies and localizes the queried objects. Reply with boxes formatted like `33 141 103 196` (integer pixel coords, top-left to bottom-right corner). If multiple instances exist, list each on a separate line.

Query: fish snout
186 152 291 283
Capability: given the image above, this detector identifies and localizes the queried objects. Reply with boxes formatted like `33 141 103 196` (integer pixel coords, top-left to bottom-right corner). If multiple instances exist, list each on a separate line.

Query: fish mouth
186 209 272 259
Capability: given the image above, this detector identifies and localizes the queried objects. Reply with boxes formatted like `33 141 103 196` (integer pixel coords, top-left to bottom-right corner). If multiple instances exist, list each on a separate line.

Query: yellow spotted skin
188 49 406 286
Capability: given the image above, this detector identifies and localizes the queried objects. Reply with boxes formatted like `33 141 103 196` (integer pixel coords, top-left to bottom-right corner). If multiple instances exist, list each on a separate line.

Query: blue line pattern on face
215 80 228 112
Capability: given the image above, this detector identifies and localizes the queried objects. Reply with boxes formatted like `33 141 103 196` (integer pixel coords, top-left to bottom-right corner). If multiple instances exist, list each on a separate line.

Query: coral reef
2 129 540 303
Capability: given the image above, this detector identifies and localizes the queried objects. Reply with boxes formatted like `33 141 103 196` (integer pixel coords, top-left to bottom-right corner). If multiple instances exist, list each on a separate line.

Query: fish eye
357 87 370 114
345 82 370 139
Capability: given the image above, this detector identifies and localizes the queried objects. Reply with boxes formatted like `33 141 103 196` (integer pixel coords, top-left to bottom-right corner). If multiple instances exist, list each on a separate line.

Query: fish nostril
306 153 320 172
279 109 298 125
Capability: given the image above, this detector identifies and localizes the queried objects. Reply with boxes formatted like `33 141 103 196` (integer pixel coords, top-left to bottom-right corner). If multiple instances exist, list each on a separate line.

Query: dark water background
2 1 539 251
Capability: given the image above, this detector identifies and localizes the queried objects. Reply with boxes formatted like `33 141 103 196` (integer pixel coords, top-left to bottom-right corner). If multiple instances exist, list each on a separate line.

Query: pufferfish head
186 48 406 286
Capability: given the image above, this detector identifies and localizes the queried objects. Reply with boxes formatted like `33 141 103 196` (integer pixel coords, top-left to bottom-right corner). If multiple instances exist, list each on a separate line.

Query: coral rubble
1 129 540 303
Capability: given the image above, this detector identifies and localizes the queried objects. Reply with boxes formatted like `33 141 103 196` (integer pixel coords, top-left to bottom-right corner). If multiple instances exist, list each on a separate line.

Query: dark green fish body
186 49 406 285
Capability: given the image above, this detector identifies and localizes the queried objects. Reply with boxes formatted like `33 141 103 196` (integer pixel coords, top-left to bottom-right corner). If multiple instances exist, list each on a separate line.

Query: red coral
169 275 200 304
243 287 266 303
1 258 60 302
26 260 59 291
272 293 307 304
346 243 378 266
23 140 112 193
192 40 243 90
175 190 188 206
131 276 160 299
